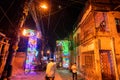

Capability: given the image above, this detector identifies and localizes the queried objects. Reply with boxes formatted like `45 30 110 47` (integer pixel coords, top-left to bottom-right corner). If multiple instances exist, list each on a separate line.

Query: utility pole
11 0 30 66
1 0 48 78
0 0 31 79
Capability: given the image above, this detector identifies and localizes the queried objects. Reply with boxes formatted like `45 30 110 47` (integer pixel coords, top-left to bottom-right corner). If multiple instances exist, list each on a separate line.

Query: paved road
10 69 84 80
10 70 68 80
11 71 46 80
57 69 73 80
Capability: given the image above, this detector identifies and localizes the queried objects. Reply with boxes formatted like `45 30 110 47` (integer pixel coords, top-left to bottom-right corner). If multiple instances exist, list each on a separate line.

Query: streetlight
10 0 49 73
38 1 49 16
40 3 48 10
0 1 49 78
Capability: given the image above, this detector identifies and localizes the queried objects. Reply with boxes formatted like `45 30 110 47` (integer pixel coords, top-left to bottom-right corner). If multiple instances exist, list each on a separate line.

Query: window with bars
85 56 93 68
83 51 94 68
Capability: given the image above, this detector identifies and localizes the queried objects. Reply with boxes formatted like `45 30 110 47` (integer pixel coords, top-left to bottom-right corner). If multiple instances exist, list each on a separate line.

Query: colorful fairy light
56 40 70 68
22 29 39 73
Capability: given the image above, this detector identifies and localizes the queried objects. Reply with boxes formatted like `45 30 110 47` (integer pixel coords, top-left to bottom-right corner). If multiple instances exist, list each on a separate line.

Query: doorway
100 50 115 80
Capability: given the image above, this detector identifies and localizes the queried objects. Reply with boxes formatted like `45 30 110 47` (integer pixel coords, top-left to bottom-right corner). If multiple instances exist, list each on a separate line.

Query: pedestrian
71 63 77 80
45 58 56 80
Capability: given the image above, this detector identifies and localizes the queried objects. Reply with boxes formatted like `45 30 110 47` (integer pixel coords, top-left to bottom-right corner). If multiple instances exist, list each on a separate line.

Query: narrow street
1 0 119 80
10 69 84 80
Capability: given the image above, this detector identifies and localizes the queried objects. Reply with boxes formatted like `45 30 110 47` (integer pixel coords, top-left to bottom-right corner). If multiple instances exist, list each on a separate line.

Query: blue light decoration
23 29 39 73
56 40 70 68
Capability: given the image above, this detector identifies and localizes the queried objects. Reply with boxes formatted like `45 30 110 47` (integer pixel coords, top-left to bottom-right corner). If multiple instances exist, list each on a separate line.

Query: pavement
1 54 85 80
7 69 85 80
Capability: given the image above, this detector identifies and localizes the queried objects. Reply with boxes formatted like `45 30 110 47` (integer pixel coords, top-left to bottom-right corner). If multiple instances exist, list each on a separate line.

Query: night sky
0 0 87 52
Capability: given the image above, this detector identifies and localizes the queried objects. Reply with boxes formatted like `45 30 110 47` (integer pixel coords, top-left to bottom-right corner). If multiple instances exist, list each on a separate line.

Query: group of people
45 58 77 80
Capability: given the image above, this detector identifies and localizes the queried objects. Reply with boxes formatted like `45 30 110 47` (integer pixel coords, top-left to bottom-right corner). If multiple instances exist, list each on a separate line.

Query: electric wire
0 0 16 23
53 11 64 32
0 6 14 28
29 2 42 38
47 0 51 33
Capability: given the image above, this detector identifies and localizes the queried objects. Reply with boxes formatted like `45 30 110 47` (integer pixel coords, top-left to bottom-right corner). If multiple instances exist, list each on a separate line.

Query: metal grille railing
0 32 10 77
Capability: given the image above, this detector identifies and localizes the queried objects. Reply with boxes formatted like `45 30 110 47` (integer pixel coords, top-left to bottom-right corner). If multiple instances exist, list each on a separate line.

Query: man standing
71 63 77 80
45 58 56 80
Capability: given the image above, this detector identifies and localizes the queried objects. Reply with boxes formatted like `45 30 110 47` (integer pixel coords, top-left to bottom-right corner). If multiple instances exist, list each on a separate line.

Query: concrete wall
12 52 26 76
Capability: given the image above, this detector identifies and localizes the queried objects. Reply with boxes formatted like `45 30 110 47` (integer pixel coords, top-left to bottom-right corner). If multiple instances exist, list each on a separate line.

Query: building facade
0 32 10 77
73 1 120 80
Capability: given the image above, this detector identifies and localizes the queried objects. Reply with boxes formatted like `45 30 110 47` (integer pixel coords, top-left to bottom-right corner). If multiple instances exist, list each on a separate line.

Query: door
100 50 115 80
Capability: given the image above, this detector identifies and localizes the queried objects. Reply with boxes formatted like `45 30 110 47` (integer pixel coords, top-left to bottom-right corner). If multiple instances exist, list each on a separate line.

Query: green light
57 40 69 55
56 40 70 68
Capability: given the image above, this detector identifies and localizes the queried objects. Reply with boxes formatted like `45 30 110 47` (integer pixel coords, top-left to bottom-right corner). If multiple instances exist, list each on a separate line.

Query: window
83 51 94 68
85 56 93 68
115 18 120 33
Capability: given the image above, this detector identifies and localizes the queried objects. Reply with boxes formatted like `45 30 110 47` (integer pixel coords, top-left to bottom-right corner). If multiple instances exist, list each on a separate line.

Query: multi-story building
73 0 120 80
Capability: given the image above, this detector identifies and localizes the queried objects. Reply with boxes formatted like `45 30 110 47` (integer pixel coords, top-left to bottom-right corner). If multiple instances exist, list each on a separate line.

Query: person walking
71 63 77 80
45 58 56 80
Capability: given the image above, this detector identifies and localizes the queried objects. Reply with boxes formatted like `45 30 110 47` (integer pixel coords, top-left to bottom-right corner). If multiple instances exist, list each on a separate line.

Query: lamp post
1 0 49 77
0 1 29 79
39 2 48 10
13 0 48 65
